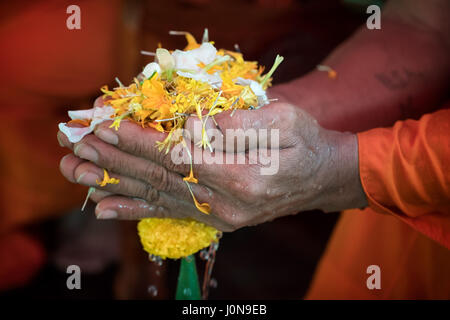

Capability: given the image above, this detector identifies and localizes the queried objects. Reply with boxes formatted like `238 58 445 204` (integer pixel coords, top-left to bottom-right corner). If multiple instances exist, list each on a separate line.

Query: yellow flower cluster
138 218 220 259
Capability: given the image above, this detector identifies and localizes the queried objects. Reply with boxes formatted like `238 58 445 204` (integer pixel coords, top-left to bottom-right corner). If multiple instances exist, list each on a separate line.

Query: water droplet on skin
148 285 158 297
147 205 156 213
205 186 214 197
209 278 218 288
157 207 166 214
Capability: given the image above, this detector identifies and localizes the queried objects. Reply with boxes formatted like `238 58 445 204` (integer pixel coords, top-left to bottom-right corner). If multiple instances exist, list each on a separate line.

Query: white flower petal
142 62 162 79
68 109 94 120
58 123 93 144
234 77 269 107
59 106 115 143
172 42 217 72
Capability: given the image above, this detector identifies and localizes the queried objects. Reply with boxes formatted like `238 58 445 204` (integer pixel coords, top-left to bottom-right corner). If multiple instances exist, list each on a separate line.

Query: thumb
184 102 297 152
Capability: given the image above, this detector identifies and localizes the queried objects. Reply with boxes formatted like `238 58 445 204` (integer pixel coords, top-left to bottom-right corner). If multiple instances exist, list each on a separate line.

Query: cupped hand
58 101 367 231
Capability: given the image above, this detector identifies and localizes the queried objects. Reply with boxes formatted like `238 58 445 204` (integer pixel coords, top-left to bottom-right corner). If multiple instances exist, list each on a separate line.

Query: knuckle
144 183 160 203
79 134 97 145
143 162 170 191
124 137 143 157
160 151 179 172
108 151 130 174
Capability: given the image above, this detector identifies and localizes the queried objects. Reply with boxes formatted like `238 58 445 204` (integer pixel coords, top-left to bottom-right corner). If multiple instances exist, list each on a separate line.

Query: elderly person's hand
58 101 367 231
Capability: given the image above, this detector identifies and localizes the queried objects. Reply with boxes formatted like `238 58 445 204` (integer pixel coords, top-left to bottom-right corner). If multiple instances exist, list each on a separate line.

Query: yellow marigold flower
96 169 120 187
183 168 198 184
109 118 122 131
185 181 211 214
183 32 201 51
138 218 219 259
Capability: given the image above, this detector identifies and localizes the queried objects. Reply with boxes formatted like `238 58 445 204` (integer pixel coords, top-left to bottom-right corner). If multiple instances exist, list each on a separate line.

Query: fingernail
95 128 118 145
74 144 98 162
97 210 118 219
60 154 76 183
76 172 100 185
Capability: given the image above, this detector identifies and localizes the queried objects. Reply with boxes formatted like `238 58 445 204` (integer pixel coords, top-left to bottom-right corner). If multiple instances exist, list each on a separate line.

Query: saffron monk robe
58 0 450 298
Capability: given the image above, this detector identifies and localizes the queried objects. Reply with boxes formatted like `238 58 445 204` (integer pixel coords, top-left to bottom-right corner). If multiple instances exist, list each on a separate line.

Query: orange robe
307 107 450 299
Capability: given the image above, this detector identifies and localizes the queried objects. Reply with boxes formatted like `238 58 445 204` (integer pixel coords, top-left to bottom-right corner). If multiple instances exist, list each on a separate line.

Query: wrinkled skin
58 98 367 232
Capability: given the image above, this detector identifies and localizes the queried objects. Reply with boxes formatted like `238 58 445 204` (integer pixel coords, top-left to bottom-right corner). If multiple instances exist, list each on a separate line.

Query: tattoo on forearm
375 68 425 90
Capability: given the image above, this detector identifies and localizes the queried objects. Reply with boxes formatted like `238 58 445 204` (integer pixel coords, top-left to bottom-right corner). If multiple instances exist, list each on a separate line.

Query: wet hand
58 102 367 231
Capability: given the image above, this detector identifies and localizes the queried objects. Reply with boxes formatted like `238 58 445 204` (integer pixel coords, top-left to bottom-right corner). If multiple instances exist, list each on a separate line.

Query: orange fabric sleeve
357 108 450 249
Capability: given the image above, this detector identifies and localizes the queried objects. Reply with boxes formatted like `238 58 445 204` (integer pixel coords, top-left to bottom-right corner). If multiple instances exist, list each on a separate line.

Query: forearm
270 4 449 132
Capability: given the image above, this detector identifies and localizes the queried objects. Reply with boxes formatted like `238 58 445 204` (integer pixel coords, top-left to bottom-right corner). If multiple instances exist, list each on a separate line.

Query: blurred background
0 0 375 299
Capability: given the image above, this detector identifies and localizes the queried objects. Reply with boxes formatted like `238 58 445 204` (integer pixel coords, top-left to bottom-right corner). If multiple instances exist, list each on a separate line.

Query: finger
93 95 106 108
95 196 234 232
57 96 108 150
93 120 219 175
72 158 220 216
59 153 86 183
58 130 74 150
92 117 253 188
73 134 198 199
72 160 194 206
89 127 234 190
94 120 168 161
185 102 298 151
89 188 114 203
